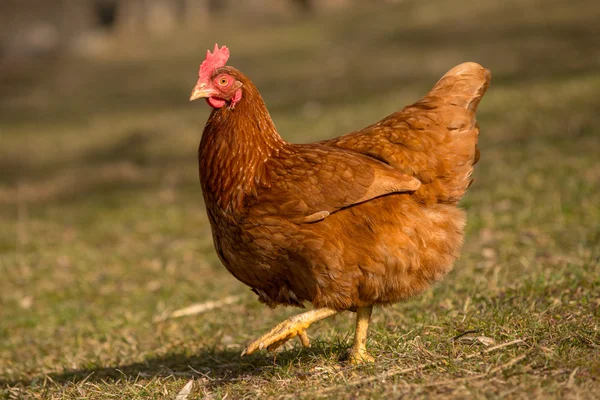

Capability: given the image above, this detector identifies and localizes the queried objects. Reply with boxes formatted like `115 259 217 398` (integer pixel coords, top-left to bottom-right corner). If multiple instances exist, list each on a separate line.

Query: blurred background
1 0 599 397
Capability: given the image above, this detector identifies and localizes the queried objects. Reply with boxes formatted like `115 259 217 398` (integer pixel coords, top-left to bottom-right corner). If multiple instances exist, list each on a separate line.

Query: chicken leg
346 306 375 364
241 307 338 356
241 305 376 363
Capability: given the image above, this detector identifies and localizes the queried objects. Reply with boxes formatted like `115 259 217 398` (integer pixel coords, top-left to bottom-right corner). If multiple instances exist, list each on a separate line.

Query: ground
1 0 599 398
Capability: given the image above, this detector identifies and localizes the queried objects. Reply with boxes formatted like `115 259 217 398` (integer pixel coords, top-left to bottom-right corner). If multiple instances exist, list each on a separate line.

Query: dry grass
1 0 599 398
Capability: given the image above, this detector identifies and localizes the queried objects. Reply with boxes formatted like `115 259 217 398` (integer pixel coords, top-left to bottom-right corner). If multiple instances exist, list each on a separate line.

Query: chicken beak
189 83 215 101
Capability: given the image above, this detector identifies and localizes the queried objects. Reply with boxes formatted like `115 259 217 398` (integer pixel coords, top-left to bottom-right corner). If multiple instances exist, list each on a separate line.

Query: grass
1 0 599 398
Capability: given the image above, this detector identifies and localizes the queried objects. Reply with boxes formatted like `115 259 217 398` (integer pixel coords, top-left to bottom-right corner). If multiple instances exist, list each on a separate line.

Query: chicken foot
346 306 374 364
241 308 338 356
241 305 375 363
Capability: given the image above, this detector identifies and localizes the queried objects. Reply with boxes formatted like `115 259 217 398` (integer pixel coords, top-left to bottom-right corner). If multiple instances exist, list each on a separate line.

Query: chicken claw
241 308 338 356
346 347 375 364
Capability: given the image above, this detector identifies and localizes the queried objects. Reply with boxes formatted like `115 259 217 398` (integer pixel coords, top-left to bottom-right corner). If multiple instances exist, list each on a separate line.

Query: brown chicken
190 44 490 363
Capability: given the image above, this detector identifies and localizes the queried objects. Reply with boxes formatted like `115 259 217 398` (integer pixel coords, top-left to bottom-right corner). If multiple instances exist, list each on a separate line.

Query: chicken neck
198 74 287 212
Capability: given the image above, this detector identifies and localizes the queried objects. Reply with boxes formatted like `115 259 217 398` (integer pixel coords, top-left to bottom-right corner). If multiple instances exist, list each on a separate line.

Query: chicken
189 44 491 363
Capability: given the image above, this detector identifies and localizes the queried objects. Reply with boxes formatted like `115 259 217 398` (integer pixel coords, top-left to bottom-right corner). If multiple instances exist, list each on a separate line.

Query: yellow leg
347 306 375 364
241 308 338 356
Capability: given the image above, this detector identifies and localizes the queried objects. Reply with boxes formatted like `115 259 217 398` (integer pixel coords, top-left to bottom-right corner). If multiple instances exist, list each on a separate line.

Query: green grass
1 0 599 398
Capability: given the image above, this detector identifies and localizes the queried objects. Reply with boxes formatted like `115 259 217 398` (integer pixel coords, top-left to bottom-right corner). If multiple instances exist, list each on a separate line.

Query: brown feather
198 63 491 310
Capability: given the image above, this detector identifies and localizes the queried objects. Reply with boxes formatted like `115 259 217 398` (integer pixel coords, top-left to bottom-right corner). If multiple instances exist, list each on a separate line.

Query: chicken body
203 148 466 311
192 53 490 362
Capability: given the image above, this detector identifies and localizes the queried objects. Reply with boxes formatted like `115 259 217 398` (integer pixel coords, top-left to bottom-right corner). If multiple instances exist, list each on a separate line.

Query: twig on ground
414 354 527 389
566 367 579 388
463 339 525 360
452 329 481 341
300 338 527 398
488 353 527 374
155 296 242 322
175 379 194 400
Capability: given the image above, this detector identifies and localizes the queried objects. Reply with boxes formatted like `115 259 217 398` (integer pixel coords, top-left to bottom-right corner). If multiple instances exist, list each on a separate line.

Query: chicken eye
219 77 228 86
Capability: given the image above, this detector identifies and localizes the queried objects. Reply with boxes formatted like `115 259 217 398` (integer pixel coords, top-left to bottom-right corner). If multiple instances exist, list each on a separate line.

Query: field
1 0 599 398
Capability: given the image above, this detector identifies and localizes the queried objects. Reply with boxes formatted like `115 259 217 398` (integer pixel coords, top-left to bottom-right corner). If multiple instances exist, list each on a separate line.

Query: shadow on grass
0 344 341 390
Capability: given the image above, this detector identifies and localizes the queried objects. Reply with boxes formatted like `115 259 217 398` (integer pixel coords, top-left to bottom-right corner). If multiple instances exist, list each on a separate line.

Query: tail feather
428 62 491 112
323 62 491 204
407 62 491 203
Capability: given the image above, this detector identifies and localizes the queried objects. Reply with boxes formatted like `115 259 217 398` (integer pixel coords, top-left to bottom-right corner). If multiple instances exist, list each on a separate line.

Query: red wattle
207 97 226 108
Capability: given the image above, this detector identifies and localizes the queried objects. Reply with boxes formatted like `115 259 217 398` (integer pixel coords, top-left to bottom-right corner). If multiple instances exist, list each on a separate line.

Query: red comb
199 44 230 81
